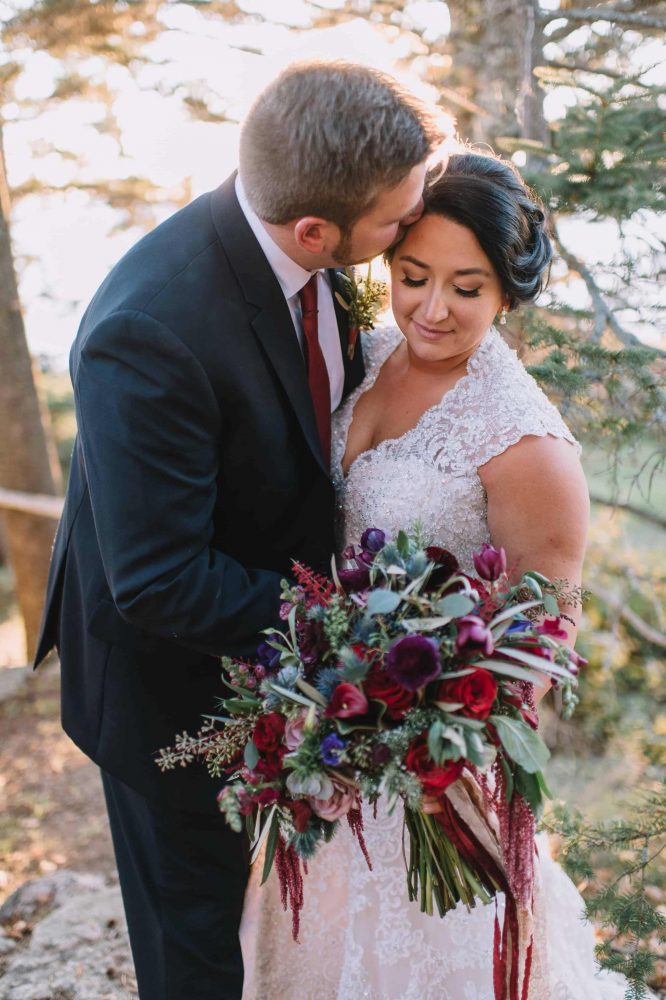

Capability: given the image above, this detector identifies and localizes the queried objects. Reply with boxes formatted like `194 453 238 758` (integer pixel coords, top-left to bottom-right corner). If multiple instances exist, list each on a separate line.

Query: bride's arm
478 433 590 703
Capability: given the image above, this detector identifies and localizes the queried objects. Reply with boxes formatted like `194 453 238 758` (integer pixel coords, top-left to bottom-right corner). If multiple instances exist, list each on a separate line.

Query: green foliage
544 784 666 998
526 85 665 222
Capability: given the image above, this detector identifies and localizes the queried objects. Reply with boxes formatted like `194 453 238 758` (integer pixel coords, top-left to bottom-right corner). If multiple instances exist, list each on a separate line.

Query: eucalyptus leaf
542 593 561 617
222 698 261 715
267 683 315 707
296 677 327 707
244 739 259 771
401 616 452 631
473 659 538 683
499 646 572 678
521 575 543 600
463 730 487 767
366 589 402 615
490 715 550 773
260 810 280 884
436 593 476 618
428 720 445 764
489 600 542 628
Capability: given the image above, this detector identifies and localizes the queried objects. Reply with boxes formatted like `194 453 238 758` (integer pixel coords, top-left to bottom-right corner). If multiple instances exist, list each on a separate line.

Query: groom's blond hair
239 61 442 232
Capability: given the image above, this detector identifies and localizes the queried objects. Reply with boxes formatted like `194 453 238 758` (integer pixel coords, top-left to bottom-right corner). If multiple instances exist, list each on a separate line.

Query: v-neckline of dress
338 326 496 482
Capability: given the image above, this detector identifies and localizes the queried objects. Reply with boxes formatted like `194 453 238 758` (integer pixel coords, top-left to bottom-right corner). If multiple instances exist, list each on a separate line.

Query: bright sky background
2 0 664 366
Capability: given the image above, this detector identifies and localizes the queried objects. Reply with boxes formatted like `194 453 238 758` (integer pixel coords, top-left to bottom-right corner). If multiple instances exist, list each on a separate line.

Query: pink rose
310 778 356 822
284 711 309 750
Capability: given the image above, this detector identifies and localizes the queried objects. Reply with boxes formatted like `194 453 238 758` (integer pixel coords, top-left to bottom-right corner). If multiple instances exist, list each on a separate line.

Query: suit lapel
211 175 329 477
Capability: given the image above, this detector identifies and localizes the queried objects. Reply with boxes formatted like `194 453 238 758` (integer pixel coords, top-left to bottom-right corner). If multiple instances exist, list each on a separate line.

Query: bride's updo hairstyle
405 151 552 310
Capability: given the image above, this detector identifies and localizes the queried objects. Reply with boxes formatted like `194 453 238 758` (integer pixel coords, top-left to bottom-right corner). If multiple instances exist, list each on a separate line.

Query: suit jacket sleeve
74 308 284 657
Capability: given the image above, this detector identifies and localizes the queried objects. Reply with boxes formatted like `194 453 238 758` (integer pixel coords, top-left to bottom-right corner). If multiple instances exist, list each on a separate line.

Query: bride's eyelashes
400 274 482 298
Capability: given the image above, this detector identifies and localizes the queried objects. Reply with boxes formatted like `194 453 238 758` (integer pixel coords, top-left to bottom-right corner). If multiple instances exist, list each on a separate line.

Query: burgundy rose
455 615 494 656
289 799 313 833
385 635 442 692
438 668 498 720
363 663 416 720
404 735 463 796
253 748 287 781
252 712 286 753
254 787 280 807
425 547 460 589
325 683 369 718
473 543 507 582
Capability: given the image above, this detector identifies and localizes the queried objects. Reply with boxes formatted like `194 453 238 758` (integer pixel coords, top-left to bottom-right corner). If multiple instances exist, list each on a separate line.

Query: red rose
404 735 463 796
325 683 369 718
254 746 287 781
252 712 286 752
363 663 416 720
438 668 498 720
288 800 313 833
254 787 280 807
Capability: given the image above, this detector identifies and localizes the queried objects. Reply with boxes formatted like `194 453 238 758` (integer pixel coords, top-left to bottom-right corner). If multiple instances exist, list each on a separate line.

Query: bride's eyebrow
399 255 430 268
455 268 491 277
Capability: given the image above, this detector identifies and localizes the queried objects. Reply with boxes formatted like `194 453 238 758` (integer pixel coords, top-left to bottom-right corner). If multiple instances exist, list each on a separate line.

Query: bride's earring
499 308 507 326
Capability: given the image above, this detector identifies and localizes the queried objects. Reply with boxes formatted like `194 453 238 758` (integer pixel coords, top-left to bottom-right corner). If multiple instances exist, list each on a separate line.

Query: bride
240 151 632 999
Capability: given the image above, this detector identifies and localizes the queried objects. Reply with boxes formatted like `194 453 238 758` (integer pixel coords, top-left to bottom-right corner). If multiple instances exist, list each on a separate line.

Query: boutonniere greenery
334 263 388 360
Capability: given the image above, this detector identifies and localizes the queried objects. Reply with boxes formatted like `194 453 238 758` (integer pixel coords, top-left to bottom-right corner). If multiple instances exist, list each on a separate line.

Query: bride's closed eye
454 286 481 298
401 275 427 287
400 275 482 299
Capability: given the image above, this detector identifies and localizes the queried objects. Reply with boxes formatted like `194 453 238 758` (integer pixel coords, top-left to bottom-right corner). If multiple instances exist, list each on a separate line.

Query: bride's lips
412 320 454 341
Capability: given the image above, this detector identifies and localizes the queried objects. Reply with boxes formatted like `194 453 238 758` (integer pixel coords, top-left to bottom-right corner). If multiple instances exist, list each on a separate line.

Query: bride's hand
421 794 444 815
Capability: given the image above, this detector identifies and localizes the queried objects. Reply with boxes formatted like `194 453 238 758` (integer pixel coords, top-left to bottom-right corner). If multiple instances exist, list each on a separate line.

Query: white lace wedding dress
240 326 633 1000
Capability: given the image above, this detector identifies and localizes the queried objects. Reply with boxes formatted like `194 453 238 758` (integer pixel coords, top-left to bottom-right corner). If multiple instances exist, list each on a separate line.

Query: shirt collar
235 175 314 300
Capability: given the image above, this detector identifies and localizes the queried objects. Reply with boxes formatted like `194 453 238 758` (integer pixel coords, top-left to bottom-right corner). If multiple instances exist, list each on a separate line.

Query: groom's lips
413 320 454 340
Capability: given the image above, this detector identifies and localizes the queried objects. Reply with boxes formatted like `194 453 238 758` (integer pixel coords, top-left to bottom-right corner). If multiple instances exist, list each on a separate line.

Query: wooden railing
0 487 64 520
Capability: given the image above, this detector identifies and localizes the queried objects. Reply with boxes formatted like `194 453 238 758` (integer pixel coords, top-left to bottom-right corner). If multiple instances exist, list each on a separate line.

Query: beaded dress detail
240 327 633 1000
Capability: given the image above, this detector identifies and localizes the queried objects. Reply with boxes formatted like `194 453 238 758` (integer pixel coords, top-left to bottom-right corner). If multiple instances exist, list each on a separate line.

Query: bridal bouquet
157 530 583 998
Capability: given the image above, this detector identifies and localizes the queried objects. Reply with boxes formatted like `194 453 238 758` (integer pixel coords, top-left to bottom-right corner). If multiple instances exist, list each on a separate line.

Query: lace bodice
332 325 579 571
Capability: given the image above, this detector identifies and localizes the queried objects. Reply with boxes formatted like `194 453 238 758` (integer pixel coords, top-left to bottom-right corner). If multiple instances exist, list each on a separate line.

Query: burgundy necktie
299 273 331 465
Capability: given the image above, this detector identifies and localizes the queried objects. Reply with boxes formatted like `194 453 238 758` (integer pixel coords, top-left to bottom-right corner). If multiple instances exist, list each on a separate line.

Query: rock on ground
0 871 136 1000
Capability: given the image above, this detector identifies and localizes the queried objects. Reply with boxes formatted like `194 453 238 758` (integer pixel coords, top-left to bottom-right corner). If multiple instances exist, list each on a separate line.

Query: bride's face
390 214 506 364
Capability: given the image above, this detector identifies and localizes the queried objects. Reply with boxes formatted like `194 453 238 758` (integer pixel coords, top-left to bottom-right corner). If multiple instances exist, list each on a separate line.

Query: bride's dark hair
390 151 552 310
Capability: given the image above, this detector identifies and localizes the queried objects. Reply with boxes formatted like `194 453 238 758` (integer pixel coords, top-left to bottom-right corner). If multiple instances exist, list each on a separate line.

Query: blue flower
320 732 347 766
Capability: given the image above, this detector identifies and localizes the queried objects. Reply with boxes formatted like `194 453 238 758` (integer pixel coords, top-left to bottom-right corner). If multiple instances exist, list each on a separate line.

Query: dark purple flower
361 528 386 554
371 742 392 766
320 732 347 765
337 557 371 592
455 615 495 656
385 635 442 691
298 619 329 668
256 635 282 672
473 543 507 582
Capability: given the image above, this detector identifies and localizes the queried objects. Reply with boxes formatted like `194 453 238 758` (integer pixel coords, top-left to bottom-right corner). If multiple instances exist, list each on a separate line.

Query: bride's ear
293 217 339 255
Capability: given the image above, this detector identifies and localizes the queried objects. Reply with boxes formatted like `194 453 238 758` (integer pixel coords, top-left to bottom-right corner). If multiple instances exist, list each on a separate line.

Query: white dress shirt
235 175 345 411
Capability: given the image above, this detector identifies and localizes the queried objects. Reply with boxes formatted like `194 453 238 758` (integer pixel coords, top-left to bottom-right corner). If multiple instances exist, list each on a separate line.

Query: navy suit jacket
34 172 365 809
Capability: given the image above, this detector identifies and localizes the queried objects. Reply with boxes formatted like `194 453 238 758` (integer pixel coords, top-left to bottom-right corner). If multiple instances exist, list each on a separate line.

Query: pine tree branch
587 583 666 649
540 7 666 31
589 494 666 530
544 60 626 79
553 230 664 354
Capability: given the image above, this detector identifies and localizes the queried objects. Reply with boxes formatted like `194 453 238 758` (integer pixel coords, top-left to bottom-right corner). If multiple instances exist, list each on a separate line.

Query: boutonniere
334 263 388 360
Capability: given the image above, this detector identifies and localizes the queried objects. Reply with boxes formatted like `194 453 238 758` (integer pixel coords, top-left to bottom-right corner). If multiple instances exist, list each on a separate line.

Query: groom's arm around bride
33 61 443 1000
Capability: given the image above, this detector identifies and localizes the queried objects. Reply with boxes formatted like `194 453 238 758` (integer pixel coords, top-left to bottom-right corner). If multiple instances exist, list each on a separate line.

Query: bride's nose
421 289 450 325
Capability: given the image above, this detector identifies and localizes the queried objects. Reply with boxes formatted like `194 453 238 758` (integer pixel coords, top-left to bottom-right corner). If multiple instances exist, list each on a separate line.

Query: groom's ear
293 217 340 256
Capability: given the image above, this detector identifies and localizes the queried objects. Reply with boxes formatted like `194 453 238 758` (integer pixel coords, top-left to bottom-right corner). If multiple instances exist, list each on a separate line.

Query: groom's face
333 161 427 266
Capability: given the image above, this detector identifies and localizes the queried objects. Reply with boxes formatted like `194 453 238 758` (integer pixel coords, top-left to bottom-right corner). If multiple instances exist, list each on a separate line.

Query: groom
34 61 441 999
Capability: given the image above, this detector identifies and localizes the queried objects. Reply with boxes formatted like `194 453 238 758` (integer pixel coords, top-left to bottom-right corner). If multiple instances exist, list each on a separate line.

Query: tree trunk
447 0 548 150
0 123 63 660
